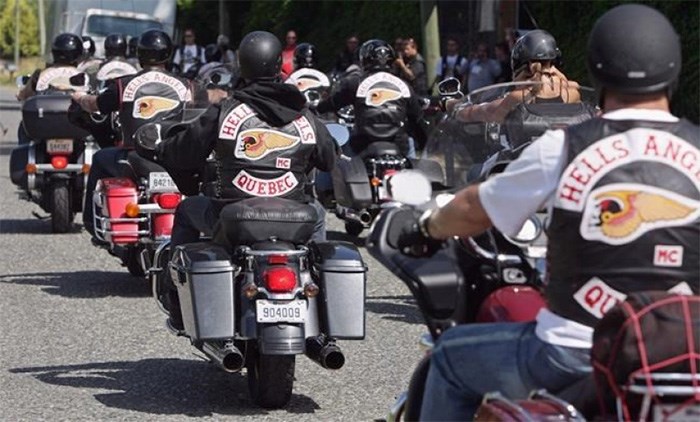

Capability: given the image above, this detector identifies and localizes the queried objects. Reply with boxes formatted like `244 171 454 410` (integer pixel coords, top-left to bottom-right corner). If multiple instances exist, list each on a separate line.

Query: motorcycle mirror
325 123 349 147
386 170 432 206
507 217 542 244
16 75 29 88
438 77 461 96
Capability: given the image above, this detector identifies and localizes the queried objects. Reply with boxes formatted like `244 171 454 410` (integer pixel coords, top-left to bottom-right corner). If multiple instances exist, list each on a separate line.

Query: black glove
396 210 442 258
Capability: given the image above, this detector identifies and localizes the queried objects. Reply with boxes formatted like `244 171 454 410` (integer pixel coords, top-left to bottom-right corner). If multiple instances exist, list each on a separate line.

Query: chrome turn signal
303 282 320 298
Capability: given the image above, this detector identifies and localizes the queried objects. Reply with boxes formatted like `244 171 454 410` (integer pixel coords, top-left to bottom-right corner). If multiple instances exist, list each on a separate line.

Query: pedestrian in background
333 34 360 75
394 38 428 96
433 36 468 91
466 42 501 91
281 29 298 78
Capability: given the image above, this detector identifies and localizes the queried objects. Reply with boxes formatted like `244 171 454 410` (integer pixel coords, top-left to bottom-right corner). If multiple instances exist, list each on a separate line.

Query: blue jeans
420 321 591 421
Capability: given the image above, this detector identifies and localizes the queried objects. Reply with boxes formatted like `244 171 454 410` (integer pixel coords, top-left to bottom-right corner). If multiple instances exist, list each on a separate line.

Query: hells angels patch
356 71 410 107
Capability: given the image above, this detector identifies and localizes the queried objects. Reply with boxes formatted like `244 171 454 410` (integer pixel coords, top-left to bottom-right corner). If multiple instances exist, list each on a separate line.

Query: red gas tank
475 286 546 323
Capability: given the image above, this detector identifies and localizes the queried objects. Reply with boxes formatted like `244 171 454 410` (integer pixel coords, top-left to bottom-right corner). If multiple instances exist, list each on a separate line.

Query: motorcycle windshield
422 81 597 188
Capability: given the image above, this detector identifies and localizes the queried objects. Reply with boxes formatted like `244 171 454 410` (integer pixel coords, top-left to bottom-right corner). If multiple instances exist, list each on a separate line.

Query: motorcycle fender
258 323 305 355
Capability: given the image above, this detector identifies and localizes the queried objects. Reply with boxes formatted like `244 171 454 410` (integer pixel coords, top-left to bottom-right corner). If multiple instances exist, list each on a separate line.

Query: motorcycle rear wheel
246 347 295 409
50 181 74 233
123 246 145 278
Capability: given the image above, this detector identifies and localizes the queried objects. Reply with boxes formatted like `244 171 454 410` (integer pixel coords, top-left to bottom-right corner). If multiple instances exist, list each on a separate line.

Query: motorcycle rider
134 30 336 330
16 33 82 102
315 39 426 156
446 30 582 125
16 33 83 146
285 42 331 106
76 36 103 78
71 29 196 240
95 33 138 84
397 4 699 420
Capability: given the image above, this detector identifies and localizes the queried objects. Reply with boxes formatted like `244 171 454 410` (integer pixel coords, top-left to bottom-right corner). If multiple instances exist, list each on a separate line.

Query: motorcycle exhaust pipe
202 341 244 373
305 336 345 370
358 211 372 225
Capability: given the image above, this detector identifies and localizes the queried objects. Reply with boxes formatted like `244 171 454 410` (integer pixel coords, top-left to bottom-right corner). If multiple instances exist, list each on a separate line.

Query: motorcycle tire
123 246 145 278
246 347 295 409
404 355 431 421
344 221 363 237
51 181 74 233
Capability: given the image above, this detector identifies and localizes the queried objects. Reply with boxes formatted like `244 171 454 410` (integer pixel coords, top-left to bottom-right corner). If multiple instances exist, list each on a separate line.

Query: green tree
0 0 40 58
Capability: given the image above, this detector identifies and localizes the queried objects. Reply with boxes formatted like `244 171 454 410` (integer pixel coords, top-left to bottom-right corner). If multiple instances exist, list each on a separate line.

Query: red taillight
267 254 288 265
264 267 297 293
155 193 181 209
51 156 68 169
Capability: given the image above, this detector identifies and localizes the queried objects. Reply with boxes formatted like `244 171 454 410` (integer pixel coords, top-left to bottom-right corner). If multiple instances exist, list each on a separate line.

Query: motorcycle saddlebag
22 94 89 140
170 242 235 340
474 390 584 421
9 144 31 188
331 156 372 208
96 178 139 244
310 241 367 339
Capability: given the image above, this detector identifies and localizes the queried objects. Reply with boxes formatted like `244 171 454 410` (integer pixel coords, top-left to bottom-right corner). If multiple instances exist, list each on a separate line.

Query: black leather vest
546 117 700 327
96 58 138 82
215 99 319 202
35 66 80 92
504 100 596 148
117 69 190 147
353 71 410 141
285 68 330 105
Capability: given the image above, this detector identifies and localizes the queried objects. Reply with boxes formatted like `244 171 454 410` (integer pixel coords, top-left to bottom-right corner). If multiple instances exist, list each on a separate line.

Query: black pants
83 147 128 236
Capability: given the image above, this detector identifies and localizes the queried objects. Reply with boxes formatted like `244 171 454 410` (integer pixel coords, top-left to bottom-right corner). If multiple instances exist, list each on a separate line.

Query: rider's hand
397 210 442 258
207 88 228 105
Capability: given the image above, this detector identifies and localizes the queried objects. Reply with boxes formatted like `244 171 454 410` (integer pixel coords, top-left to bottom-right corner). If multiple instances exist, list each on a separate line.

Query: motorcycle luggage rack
621 373 700 421
93 192 151 243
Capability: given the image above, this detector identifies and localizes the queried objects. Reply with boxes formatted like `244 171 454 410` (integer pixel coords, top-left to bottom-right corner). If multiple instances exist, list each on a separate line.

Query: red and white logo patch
653 245 684 267
232 170 298 197
573 277 627 319
276 157 291 169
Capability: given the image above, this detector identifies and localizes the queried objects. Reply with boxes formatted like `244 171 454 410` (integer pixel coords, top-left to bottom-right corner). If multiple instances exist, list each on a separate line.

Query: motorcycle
9 75 97 233
138 124 368 410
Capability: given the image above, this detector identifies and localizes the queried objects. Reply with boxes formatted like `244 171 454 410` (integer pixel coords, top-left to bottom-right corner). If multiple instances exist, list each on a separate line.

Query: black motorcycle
10 75 96 233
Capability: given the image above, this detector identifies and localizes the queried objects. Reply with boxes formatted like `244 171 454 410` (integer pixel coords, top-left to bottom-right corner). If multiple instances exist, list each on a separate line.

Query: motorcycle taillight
51 155 68 169
263 267 297 293
155 193 181 209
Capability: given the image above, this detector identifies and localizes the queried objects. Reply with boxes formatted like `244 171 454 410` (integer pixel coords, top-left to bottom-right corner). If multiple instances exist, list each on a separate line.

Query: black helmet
127 36 139 58
82 35 96 57
137 29 173 66
587 4 681 96
510 29 560 75
294 43 318 69
51 33 83 65
237 31 282 80
104 33 127 59
359 39 396 71
204 44 222 63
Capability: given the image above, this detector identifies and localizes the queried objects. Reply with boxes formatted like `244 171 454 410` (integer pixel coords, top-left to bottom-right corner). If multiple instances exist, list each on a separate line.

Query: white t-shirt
478 108 681 348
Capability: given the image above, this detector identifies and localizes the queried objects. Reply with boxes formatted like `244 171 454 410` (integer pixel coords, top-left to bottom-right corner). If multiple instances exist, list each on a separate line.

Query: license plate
46 139 73 154
148 172 177 192
256 300 306 323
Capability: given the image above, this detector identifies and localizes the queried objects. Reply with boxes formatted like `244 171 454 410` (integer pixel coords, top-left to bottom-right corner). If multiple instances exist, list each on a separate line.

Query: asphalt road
0 88 426 421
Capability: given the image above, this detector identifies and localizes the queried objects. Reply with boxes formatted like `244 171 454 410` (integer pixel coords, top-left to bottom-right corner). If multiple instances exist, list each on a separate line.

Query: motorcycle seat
214 197 318 247
126 150 168 178
360 142 400 159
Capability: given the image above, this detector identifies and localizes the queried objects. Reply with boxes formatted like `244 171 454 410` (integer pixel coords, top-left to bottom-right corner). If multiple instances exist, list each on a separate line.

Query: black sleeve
316 74 359 114
411 61 428 97
96 81 120 114
308 114 336 173
155 104 219 171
